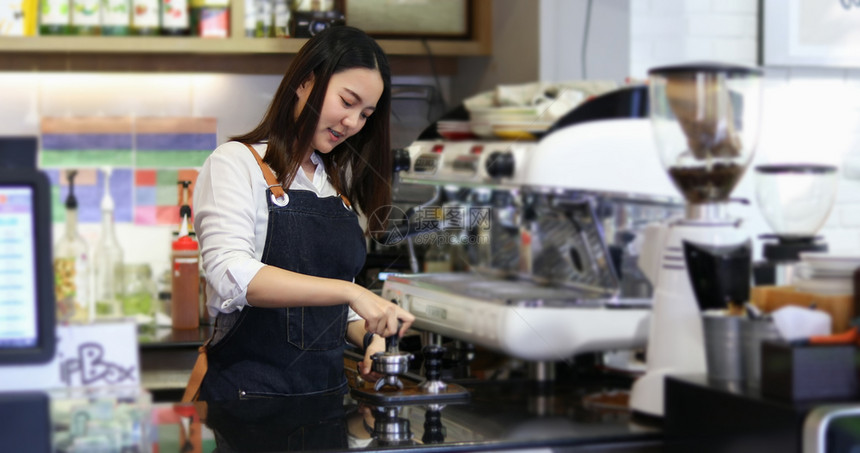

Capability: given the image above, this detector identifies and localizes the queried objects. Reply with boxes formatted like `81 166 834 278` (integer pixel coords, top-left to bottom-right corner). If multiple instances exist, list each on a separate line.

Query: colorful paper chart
40 116 212 226
135 117 217 168
40 117 134 167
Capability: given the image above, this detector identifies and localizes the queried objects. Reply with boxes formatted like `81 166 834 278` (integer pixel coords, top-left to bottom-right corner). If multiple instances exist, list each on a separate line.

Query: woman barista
189 26 415 401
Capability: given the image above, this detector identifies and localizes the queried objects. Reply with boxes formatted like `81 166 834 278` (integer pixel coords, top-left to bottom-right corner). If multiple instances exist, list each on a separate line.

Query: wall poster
762 0 860 68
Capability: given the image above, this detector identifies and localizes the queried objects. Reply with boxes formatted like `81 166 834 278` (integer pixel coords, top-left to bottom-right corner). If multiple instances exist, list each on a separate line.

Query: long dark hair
231 26 392 235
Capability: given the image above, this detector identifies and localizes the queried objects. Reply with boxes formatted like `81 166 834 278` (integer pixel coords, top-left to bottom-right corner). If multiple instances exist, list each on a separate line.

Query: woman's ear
296 74 315 97
294 74 316 119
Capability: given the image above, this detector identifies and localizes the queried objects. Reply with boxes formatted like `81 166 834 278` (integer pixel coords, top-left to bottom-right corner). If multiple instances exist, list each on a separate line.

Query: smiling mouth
328 128 344 139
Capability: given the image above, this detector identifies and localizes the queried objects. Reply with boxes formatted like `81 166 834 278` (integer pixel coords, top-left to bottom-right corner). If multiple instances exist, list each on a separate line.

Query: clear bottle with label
40 0 71 34
101 0 131 35
72 0 101 34
53 170 91 324
161 0 189 35
93 167 125 318
131 0 160 34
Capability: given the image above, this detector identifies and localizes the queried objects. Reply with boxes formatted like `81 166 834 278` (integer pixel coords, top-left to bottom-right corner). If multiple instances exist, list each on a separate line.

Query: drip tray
345 351 471 406
350 381 471 406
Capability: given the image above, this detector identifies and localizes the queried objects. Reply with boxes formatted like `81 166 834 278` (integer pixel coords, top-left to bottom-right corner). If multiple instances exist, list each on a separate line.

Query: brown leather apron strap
182 342 210 403
244 142 353 209
244 143 286 199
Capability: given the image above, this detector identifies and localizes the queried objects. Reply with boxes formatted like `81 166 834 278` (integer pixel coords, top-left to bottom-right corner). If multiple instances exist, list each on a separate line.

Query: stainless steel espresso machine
380 86 684 371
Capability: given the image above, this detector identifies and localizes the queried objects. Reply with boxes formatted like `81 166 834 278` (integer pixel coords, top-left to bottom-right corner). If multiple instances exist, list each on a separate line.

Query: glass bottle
272 0 289 37
40 0 71 35
121 264 156 321
101 0 131 35
93 167 125 318
161 0 189 35
53 170 91 324
253 0 272 37
131 0 160 34
72 0 101 35
243 0 254 36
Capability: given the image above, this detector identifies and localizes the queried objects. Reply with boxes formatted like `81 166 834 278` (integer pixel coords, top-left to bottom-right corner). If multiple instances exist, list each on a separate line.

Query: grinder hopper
649 63 762 208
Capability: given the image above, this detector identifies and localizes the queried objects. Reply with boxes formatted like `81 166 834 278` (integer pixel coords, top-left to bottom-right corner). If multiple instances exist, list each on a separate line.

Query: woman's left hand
358 334 385 382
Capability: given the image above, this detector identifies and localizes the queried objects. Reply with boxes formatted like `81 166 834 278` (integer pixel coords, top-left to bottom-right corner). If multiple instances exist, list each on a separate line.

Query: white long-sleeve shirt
193 141 360 322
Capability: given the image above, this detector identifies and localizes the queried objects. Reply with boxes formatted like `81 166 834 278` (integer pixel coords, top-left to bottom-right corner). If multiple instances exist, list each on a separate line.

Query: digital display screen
0 186 38 349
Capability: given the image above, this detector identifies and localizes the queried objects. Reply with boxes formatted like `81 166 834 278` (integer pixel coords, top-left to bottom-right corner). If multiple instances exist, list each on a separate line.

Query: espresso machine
628 63 764 418
380 86 684 373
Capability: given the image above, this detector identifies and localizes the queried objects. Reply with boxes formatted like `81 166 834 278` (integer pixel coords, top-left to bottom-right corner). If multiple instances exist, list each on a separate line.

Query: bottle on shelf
161 0 189 35
93 167 125 319
53 170 92 324
72 0 101 34
243 0 254 36
189 0 229 38
171 180 199 329
131 0 160 35
272 0 289 37
253 0 272 37
39 0 71 35
101 0 132 35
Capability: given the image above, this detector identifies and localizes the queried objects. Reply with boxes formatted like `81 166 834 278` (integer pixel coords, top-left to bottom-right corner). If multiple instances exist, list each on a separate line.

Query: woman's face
296 67 384 155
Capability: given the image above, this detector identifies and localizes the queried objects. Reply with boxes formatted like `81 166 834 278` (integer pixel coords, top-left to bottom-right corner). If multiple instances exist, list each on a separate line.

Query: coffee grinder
629 63 763 418
754 164 839 286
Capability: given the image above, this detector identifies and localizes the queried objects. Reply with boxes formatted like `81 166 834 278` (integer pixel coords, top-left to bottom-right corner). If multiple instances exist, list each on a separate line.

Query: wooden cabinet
0 0 490 75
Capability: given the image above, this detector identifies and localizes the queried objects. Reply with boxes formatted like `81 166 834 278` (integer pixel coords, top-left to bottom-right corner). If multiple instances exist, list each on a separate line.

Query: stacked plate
467 107 548 139
792 252 860 295
436 120 475 141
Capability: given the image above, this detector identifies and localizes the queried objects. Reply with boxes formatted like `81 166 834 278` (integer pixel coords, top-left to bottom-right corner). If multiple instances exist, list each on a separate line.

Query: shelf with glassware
0 0 491 73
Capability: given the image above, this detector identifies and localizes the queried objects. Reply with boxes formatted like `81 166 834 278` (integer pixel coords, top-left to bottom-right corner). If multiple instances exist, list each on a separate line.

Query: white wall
540 0 630 83
452 0 631 107
630 0 860 254
450 0 541 106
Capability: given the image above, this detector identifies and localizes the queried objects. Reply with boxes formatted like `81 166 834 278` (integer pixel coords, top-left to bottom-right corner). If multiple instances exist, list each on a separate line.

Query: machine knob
422 344 445 382
422 408 445 444
392 148 411 173
485 151 515 178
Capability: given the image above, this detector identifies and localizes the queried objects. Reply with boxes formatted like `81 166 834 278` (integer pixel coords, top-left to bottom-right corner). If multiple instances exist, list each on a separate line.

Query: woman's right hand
348 285 414 338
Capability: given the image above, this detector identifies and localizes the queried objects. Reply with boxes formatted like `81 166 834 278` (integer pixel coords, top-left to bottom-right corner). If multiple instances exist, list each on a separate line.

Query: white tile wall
39 74 194 118
0 74 40 135
630 0 860 255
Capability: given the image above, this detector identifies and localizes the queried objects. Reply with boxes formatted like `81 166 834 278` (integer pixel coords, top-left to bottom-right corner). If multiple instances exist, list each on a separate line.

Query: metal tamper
371 325 414 391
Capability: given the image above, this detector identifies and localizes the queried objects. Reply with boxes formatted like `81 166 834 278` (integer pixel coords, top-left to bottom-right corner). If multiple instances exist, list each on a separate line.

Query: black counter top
664 374 823 453
155 377 663 452
138 325 213 350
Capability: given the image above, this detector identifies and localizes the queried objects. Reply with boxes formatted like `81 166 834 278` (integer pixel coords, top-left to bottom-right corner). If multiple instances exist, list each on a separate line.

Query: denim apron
198 145 366 401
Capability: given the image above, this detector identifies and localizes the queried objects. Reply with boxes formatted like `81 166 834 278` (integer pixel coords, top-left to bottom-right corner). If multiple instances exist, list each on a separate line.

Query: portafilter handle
386 321 403 354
